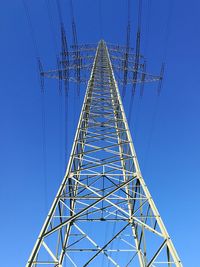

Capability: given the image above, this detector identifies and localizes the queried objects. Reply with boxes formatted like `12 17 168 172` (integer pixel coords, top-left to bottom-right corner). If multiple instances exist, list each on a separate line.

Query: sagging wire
38 60 48 213
98 0 103 39
129 60 147 140
57 55 63 94
70 0 81 96
22 0 39 58
156 0 173 95
22 0 48 213
45 0 59 56
61 24 70 97
122 0 131 99
45 0 67 178
60 20 70 143
143 0 173 173
128 0 143 124
56 55 66 177
69 0 81 138
131 61 147 140
140 60 146 97
144 0 151 57
157 62 165 96
56 0 70 164
142 65 165 171
128 0 150 136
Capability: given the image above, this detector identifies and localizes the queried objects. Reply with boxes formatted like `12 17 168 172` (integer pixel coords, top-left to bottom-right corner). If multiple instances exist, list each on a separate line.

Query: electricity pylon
27 40 182 266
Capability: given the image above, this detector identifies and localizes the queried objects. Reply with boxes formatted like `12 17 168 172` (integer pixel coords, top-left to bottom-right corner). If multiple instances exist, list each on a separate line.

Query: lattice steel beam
27 40 182 267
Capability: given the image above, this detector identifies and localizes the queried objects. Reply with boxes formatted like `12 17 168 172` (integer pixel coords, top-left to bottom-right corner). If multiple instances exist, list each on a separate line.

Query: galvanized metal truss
40 42 162 89
27 41 182 267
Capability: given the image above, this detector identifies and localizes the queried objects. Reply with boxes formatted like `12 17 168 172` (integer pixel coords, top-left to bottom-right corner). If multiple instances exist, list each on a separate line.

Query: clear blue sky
0 0 199 266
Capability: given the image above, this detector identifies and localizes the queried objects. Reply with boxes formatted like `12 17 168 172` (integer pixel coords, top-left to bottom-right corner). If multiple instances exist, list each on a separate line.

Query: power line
70 0 81 96
144 0 152 57
22 0 48 213
22 0 39 58
128 0 143 124
45 0 59 56
162 0 173 62
98 0 103 39
122 0 131 99
56 0 70 163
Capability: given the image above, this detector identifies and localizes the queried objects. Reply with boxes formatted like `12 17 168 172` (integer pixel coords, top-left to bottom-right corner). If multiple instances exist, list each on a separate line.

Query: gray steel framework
27 41 182 267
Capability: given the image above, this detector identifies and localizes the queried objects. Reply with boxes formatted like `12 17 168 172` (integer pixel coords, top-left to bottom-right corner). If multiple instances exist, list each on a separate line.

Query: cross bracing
27 41 182 267
41 43 161 87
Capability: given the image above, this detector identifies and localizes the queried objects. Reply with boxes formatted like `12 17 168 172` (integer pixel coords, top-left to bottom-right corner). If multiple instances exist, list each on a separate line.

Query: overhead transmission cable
139 0 151 100
156 0 173 95
56 0 70 164
122 0 131 99
45 0 67 178
98 0 103 39
128 0 143 124
143 0 173 173
70 0 80 96
69 0 81 137
143 0 151 57
22 0 39 58
45 0 59 56
22 0 48 213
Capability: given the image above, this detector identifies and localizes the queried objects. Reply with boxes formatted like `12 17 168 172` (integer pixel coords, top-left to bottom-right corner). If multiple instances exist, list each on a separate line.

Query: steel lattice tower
27 41 182 267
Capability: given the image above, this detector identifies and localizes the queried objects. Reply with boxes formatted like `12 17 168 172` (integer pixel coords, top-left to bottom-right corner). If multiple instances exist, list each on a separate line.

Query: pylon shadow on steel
27 41 182 267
